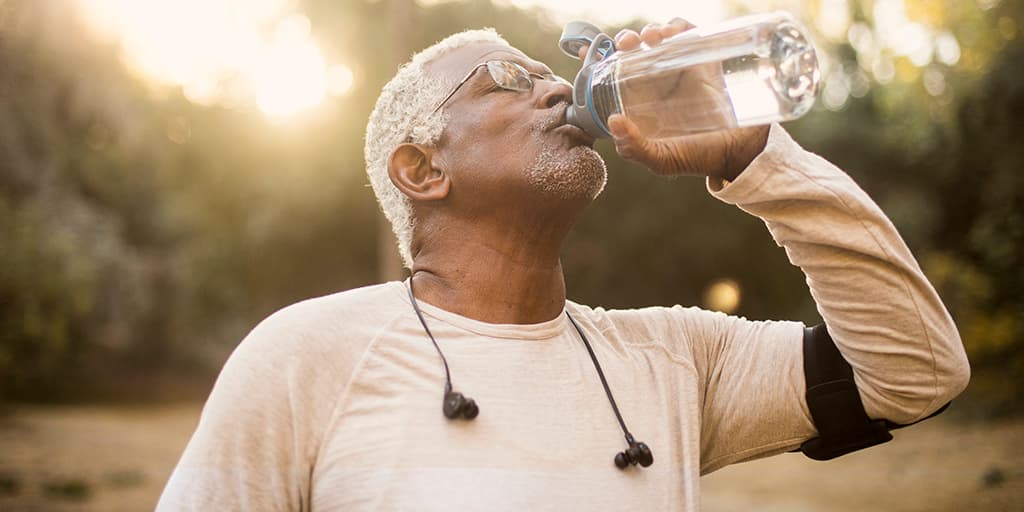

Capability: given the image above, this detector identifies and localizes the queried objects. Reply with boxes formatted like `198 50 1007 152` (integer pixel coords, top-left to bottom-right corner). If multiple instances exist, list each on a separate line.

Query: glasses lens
486 61 532 91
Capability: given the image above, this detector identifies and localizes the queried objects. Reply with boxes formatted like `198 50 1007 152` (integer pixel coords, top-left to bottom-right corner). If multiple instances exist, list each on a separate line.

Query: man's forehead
426 42 541 80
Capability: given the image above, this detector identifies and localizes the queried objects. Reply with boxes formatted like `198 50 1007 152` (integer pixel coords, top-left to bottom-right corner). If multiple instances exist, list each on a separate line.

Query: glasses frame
430 60 570 114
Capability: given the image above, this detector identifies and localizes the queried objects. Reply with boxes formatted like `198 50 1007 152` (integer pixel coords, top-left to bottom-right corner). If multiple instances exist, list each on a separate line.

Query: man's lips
539 104 597 148
552 123 597 148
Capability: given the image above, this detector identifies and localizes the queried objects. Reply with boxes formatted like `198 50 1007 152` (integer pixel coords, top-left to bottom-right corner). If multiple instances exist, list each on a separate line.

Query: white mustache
536 101 571 132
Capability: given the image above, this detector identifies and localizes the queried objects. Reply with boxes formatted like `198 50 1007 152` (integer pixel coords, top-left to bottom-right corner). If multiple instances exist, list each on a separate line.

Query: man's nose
536 79 573 109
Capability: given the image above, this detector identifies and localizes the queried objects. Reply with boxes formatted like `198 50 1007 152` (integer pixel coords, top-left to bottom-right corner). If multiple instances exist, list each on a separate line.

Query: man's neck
410 235 568 325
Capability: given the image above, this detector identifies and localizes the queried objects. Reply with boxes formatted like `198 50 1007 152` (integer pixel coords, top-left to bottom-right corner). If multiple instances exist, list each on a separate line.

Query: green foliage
0 1 381 400
787 0 1024 413
928 29 1024 414
0 2 168 399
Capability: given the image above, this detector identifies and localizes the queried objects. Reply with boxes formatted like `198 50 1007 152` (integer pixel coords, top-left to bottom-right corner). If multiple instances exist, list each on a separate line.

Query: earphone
442 384 479 420
406 278 479 421
615 438 654 469
407 278 653 469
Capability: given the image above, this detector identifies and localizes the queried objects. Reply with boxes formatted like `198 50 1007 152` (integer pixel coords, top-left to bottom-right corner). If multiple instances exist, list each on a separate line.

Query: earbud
443 390 479 420
408 279 481 422
614 440 653 469
410 279 653 469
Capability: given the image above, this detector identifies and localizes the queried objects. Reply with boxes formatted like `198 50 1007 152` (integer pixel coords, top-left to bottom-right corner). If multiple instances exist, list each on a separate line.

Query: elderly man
159 20 970 511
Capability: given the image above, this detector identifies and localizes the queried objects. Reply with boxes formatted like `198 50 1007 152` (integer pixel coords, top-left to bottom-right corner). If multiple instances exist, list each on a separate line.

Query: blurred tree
783 0 1024 414
0 1 179 399
0 0 383 401
926 22 1024 415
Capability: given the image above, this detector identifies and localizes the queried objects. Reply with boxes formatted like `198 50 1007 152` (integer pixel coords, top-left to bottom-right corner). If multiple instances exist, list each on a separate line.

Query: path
1 404 1020 510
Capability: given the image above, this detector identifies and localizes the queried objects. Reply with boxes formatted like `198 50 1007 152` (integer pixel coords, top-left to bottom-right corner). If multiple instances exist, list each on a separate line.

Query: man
158 19 970 511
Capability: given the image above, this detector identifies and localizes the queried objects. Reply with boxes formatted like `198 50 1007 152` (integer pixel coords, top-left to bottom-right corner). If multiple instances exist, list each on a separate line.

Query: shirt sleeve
156 304 349 511
695 123 970 469
677 306 811 473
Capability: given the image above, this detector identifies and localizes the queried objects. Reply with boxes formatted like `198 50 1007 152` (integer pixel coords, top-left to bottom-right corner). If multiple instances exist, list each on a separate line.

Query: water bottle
559 12 821 139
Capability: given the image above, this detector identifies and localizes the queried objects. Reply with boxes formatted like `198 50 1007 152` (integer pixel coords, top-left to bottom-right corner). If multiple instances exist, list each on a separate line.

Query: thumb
609 114 688 176
608 114 649 161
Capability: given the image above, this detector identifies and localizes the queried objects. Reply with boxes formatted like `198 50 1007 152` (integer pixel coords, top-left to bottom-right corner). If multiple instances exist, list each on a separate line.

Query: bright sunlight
74 0 353 119
73 0 966 118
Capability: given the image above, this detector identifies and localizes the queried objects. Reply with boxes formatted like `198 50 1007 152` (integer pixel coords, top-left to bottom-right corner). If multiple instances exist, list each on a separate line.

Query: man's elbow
898 320 971 421
934 334 971 406
907 329 971 422
861 329 971 425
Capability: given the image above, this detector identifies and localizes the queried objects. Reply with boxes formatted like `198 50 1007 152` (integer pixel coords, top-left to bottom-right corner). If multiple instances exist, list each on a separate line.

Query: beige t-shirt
157 125 969 511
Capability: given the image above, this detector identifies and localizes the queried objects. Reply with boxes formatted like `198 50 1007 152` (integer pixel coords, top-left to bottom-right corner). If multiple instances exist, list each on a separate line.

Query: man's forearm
708 124 970 424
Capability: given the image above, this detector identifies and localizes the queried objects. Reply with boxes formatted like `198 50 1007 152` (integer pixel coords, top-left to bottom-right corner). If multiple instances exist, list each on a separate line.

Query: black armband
799 324 892 460
798 324 952 460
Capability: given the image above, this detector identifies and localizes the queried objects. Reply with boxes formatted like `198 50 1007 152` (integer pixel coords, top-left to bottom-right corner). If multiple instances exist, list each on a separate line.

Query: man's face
425 42 607 209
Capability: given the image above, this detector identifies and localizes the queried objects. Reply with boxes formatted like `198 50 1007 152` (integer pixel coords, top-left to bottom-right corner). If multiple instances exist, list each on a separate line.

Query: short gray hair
364 28 510 269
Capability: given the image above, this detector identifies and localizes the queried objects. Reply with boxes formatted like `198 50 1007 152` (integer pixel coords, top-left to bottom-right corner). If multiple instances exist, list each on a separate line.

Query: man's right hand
582 19 771 182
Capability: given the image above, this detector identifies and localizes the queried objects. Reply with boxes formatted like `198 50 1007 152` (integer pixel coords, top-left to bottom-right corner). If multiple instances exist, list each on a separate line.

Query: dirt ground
0 403 1021 511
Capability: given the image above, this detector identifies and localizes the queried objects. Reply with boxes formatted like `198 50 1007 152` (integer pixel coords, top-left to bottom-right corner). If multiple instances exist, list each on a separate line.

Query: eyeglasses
431 60 571 114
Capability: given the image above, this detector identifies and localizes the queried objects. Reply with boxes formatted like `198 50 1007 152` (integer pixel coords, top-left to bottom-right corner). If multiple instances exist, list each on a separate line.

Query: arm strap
798 324 950 461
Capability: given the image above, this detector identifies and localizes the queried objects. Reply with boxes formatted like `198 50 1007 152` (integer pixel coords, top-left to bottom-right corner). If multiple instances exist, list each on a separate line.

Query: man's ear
388 143 450 201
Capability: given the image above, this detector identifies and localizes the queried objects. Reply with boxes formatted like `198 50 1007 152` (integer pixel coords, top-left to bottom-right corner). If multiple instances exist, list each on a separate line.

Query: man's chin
578 146 608 200
526 145 607 201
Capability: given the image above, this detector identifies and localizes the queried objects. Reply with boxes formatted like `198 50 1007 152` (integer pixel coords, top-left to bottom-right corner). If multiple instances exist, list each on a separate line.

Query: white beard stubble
524 128 608 201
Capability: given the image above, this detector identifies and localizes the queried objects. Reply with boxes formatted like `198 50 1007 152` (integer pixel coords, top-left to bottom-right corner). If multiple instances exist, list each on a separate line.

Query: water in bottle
561 12 821 139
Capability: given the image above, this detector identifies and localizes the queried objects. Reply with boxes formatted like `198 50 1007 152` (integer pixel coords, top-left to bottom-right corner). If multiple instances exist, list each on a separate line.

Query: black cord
408 277 638 449
565 311 635 445
407 277 453 391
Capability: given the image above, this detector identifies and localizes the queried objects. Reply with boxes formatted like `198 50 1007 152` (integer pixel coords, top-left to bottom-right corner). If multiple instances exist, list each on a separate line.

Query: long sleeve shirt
157 124 969 511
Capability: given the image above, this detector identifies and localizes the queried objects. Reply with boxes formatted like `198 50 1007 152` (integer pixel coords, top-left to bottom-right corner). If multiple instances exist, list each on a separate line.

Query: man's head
365 29 606 268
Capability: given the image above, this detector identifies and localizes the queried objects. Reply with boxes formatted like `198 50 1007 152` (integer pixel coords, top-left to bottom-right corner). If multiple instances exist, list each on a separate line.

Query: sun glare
250 14 329 117
703 278 741 314
74 0 352 119
499 0 726 26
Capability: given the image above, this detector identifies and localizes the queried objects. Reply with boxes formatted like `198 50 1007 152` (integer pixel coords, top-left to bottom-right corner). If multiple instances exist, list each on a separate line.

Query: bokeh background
0 0 1021 510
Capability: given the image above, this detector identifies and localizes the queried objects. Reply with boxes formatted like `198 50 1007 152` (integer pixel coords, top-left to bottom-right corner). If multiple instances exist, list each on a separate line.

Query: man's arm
657 123 970 474
157 302 350 511
707 124 970 425
604 18 968 474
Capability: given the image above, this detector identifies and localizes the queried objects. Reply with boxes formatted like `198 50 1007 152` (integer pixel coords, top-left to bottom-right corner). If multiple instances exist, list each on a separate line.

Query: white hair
364 28 510 269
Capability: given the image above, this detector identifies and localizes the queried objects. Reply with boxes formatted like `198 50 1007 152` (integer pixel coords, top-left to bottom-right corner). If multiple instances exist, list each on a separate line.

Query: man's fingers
608 115 635 157
577 28 645 60
607 114 627 139
663 18 695 38
603 20 694 56
588 19 696 59
608 114 650 161
667 18 696 31
639 23 664 47
614 29 641 51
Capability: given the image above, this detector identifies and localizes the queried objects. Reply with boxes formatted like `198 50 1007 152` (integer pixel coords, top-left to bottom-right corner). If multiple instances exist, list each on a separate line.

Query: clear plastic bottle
562 12 821 139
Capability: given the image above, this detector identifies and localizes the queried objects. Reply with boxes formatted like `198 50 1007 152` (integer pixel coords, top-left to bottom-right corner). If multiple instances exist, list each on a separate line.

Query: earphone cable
565 311 634 444
408 277 638 448
407 277 453 389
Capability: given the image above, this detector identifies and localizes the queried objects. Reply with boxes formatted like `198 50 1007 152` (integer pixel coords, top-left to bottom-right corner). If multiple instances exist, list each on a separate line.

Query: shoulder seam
310 309 411 469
